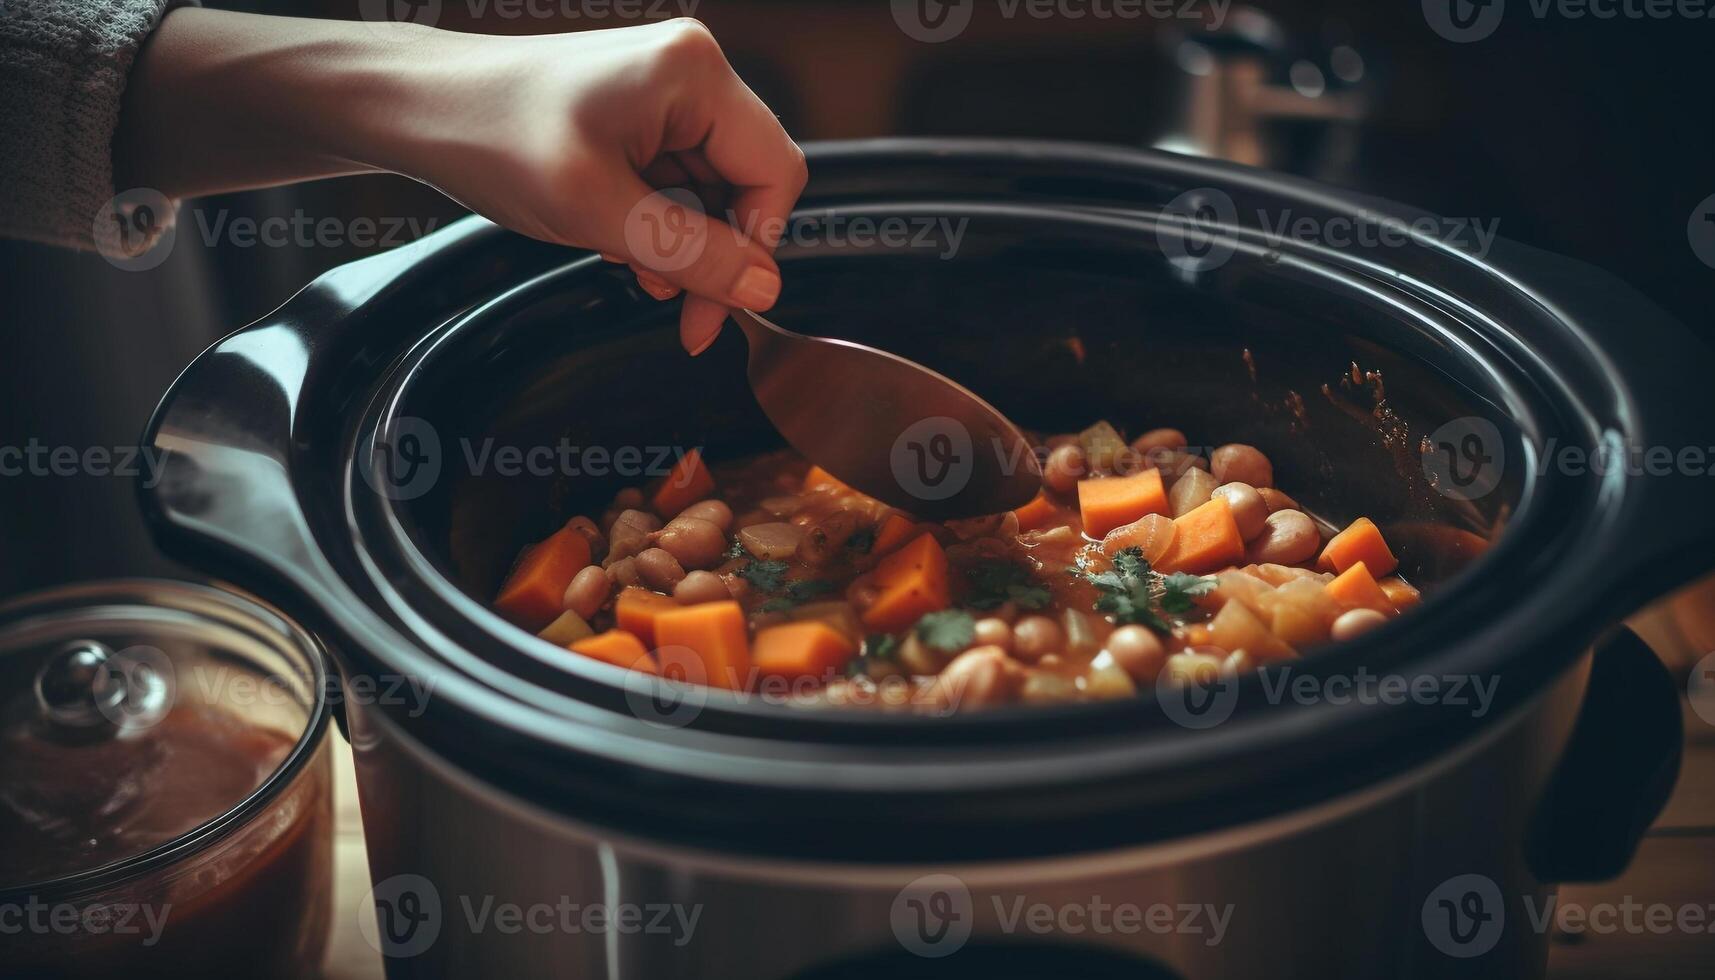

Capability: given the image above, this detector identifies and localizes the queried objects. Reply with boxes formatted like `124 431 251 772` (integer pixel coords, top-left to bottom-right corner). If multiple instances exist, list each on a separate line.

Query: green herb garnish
915 610 977 652
847 633 903 676
965 560 1052 611
1080 547 1214 633
736 559 789 592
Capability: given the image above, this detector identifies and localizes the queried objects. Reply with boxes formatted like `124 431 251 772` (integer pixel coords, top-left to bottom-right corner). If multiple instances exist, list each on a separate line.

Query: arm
42 9 805 351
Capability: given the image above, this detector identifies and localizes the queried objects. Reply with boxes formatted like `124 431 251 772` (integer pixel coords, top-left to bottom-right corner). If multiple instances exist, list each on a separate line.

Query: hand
385 20 807 354
116 14 806 355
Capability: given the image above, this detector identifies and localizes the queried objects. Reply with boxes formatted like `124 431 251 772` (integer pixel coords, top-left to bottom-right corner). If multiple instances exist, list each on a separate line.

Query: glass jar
0 580 334 979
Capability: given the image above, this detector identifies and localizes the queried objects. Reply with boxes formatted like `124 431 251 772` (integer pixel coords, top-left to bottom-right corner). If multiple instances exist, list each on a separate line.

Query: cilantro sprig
1078 547 1215 633
964 560 1051 611
915 610 976 652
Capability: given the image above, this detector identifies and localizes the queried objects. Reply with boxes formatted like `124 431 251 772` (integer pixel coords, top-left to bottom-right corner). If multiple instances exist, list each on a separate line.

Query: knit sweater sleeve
0 0 196 254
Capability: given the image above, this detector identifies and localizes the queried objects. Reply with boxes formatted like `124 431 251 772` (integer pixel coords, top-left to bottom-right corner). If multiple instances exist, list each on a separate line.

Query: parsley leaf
1159 571 1217 613
723 538 751 561
965 560 1052 611
1078 547 1213 633
736 559 788 592
915 610 976 652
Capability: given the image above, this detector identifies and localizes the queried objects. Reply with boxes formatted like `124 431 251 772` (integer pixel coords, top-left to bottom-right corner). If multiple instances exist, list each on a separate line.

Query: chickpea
606 556 640 588
931 647 1014 711
722 573 750 601
1018 671 1079 705
1256 487 1300 513
562 565 610 619
972 617 1013 652
1043 444 1086 495
1011 615 1065 663
635 548 686 592
1331 608 1390 641
563 515 607 562
674 570 731 606
1211 444 1273 488
1211 482 1268 541
1246 509 1320 565
1131 428 1187 455
654 516 727 569
611 487 645 511
1105 624 1165 685
677 499 734 533
605 509 662 565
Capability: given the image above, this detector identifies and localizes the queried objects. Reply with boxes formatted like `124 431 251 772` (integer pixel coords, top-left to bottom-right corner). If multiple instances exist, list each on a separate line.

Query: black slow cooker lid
141 140 1715 862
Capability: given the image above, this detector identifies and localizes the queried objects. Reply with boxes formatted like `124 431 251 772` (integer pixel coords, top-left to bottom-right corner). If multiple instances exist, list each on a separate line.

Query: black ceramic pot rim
141 139 1715 861
0 580 331 900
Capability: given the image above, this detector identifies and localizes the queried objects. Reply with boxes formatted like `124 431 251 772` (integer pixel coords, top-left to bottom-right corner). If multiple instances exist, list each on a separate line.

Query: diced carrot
1077 469 1168 537
1319 517 1398 577
1012 492 1060 532
802 464 852 493
1323 561 1396 614
651 448 716 520
862 532 951 632
653 600 751 690
1100 513 1176 563
871 512 921 555
495 527 592 631
1378 576 1422 610
569 630 658 673
1154 497 1245 575
614 587 681 647
752 621 856 680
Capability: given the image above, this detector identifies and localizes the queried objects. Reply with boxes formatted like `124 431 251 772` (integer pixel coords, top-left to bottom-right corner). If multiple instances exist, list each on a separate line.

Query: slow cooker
141 140 1713 978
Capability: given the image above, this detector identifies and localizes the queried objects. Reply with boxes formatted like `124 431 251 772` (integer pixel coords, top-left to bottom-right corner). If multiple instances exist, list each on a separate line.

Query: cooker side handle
1499 240 1715 612
1524 626 1682 883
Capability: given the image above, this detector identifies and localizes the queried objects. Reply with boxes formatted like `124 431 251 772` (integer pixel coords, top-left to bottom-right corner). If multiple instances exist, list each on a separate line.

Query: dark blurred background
1 0 1711 595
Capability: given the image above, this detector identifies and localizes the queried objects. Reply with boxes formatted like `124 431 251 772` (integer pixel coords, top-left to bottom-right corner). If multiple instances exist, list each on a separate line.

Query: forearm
114 8 441 198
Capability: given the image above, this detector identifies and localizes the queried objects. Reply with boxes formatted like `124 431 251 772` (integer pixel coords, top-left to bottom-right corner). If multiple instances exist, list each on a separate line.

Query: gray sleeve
0 0 197 254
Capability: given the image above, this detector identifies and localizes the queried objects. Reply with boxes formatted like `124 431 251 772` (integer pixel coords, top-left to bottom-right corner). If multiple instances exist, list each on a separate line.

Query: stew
492 423 1419 711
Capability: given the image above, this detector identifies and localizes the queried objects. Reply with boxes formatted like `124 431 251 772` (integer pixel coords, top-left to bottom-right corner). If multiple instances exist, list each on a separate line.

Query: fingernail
730 266 781 310
686 326 720 357
640 279 680 301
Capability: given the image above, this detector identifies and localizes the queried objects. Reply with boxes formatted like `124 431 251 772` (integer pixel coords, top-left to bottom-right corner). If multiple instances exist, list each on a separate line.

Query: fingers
595 167 781 354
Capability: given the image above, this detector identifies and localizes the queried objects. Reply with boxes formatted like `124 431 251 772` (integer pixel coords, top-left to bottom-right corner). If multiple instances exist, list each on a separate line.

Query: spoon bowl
730 309 1042 520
